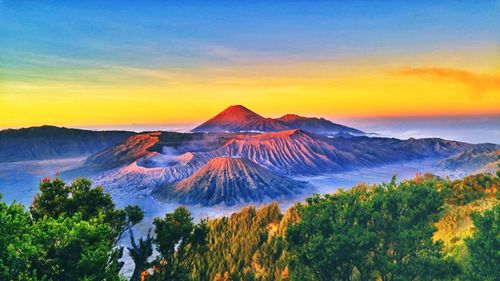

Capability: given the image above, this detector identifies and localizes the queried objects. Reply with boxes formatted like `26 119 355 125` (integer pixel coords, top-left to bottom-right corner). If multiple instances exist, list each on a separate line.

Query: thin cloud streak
2 52 193 85
389 67 500 96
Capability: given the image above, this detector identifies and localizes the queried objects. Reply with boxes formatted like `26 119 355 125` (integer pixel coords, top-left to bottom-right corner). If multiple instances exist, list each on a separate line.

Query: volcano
192 105 289 133
192 105 363 135
157 157 305 206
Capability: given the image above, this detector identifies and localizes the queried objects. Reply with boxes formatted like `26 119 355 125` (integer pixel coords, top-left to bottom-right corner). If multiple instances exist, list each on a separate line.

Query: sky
0 1 499 132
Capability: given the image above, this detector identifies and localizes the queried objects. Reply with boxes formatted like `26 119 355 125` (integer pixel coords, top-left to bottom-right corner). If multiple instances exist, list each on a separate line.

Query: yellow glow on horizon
1 52 499 128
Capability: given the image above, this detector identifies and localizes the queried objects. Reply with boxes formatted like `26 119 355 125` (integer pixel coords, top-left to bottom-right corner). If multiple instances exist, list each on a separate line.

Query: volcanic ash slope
156 157 307 206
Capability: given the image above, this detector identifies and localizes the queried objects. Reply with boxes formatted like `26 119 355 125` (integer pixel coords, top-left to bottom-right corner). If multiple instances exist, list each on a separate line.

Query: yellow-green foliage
432 173 499 267
196 202 297 281
195 172 498 281
434 198 497 251
436 173 498 205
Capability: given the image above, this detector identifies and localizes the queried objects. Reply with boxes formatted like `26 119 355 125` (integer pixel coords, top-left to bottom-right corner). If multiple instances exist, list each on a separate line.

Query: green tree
287 179 459 281
30 213 123 281
0 196 40 280
30 177 143 243
370 179 459 281
287 188 378 281
465 204 500 281
146 206 208 281
1 177 144 280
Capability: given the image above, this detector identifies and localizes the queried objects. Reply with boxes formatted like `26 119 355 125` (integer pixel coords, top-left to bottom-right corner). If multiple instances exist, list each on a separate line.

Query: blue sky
2 1 498 69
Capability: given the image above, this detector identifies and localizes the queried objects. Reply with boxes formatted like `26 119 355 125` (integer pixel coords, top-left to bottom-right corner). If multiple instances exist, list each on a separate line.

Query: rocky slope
156 157 306 206
74 132 224 190
84 132 160 171
77 131 228 173
210 130 354 175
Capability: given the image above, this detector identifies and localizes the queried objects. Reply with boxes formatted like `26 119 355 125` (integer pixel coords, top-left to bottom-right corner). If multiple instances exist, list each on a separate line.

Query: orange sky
1 54 499 128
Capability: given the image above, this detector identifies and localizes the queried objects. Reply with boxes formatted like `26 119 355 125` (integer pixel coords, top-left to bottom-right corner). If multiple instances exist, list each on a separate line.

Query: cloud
389 67 500 95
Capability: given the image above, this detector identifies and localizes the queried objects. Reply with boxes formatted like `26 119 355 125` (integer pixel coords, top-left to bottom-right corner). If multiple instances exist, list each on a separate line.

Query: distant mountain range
439 144 499 175
0 125 133 163
1 106 498 206
78 130 492 205
192 105 363 135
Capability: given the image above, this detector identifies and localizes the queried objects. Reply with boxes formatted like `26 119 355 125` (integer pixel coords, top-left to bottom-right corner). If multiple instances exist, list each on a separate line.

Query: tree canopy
287 178 460 281
0 171 498 281
0 177 143 281
465 204 500 281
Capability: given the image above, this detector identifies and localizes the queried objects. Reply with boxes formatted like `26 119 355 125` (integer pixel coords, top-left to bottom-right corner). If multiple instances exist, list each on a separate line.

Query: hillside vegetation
188 171 499 281
0 170 498 280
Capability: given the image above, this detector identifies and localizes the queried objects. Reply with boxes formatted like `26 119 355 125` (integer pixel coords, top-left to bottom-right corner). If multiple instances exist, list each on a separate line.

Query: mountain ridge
276 114 364 135
0 125 134 163
439 144 499 175
210 129 352 175
192 105 363 135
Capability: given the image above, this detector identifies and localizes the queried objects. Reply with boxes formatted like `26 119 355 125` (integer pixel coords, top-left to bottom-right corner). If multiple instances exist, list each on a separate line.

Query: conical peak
213 105 263 121
224 104 251 112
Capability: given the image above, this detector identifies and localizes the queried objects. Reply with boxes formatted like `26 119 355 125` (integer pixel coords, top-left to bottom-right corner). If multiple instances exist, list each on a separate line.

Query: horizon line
1 113 499 132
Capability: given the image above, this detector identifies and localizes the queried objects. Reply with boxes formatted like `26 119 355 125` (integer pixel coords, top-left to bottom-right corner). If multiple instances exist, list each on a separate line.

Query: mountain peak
217 105 263 120
192 105 287 133
277 114 305 121
225 104 252 111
